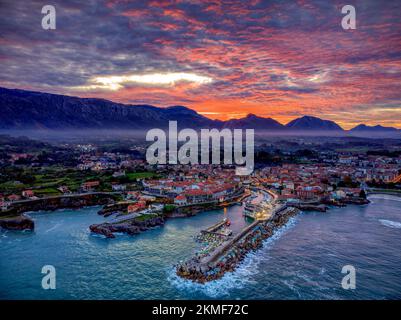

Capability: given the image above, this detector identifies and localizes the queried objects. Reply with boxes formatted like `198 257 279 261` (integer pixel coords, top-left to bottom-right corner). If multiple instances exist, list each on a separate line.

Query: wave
168 216 299 298
368 194 401 202
282 279 301 298
44 223 62 233
90 233 107 239
379 219 401 229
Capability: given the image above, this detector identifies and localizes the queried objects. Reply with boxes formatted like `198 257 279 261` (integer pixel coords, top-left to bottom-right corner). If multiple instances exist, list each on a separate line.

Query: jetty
176 204 299 283
198 219 232 239
176 187 373 283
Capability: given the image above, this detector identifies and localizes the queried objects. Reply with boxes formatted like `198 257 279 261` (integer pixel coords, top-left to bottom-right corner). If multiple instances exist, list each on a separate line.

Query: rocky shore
340 197 370 205
170 202 233 217
1 193 119 218
91 197 243 238
0 193 120 231
0 215 34 231
293 197 369 212
97 202 130 217
168 190 247 218
292 204 328 212
176 206 300 283
89 215 165 238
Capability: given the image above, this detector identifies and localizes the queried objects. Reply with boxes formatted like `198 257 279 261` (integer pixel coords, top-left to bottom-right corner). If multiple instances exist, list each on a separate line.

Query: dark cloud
0 0 400 128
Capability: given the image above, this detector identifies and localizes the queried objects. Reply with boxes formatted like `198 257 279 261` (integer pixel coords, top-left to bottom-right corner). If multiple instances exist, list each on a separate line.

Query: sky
1 0 401 129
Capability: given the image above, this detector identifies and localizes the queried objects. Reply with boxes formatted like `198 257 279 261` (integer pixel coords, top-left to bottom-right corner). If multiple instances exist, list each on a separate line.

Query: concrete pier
176 204 300 283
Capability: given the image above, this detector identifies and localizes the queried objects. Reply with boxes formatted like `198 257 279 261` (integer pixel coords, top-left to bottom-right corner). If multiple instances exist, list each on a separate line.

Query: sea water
1 195 400 299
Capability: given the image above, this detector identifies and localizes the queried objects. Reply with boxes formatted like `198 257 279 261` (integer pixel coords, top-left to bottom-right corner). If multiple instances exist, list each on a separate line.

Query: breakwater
176 205 300 283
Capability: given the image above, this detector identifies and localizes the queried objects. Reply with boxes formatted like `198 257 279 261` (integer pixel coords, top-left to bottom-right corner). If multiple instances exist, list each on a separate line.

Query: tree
163 204 176 213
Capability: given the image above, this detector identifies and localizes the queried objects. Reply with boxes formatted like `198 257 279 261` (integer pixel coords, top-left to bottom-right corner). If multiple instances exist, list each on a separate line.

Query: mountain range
349 124 399 132
0 87 399 134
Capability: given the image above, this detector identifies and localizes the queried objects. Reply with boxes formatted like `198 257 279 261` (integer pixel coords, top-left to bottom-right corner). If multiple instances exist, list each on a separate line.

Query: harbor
243 190 275 220
176 188 301 283
1 194 400 299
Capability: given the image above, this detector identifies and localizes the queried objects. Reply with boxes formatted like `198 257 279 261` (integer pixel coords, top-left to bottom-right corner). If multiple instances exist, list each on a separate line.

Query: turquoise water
1 195 401 299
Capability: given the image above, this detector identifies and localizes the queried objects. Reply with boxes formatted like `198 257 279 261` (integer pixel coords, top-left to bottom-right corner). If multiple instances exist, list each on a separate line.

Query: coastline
175 193 371 284
0 187 382 282
1 194 400 299
0 188 247 233
88 191 249 238
0 192 120 217
0 193 120 231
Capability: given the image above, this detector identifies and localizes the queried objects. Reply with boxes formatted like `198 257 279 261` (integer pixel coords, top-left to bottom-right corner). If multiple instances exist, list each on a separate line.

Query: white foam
282 279 301 298
168 216 299 298
90 233 109 239
44 223 62 233
379 219 401 229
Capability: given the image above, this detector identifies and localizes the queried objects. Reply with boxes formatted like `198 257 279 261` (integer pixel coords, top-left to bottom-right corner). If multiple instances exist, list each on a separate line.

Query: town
0 133 398 221
0 133 400 282
0 135 400 214
145 121 254 176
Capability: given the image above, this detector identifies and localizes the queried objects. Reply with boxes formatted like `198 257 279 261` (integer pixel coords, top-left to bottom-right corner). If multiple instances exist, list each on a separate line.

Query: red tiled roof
175 195 186 200
184 189 210 196
83 181 99 187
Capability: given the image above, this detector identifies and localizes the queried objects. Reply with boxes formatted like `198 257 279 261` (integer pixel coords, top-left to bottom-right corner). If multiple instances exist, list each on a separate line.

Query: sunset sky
1 0 401 129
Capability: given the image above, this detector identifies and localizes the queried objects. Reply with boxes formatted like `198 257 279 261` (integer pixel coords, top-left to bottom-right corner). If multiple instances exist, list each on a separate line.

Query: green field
126 172 158 180
0 167 158 196
135 213 159 222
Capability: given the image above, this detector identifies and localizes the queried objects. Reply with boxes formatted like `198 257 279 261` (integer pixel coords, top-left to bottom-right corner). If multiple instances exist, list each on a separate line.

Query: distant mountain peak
300 115 320 120
245 113 257 119
223 113 284 130
286 115 343 131
351 124 398 132
166 105 192 111
244 113 275 120
164 105 200 116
